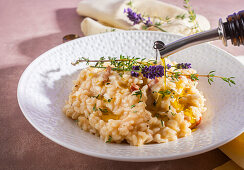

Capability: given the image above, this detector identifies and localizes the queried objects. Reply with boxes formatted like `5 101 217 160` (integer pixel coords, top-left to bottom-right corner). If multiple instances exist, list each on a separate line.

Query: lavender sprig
124 7 166 32
183 0 201 33
124 0 201 34
175 63 191 69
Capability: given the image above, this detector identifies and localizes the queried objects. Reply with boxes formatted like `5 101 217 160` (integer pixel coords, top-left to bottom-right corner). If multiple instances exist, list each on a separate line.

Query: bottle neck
222 10 244 46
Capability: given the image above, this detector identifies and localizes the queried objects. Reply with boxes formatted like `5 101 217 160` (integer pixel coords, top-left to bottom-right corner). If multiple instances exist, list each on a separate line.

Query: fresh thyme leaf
106 136 112 143
171 112 176 116
81 57 89 65
131 105 136 108
93 104 97 112
165 16 170 23
106 82 110 85
169 106 171 110
207 70 215 85
154 22 161 26
161 120 165 127
132 89 142 99
158 89 171 99
190 74 199 81
99 108 108 113
176 14 186 19
91 94 100 99
221 77 236 86
107 98 112 102
119 73 123 77
142 25 149 30
171 72 181 81
155 113 160 118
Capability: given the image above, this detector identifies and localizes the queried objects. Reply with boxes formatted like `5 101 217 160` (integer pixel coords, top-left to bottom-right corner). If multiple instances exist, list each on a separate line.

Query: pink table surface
0 0 243 169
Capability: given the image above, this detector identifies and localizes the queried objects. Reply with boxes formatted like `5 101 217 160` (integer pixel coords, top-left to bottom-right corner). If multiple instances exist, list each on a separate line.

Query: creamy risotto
63 59 206 146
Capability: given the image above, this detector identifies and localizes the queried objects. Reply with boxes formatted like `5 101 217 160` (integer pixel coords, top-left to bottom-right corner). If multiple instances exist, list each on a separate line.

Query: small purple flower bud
144 17 152 27
132 66 140 70
176 63 191 69
167 64 171 69
131 71 139 77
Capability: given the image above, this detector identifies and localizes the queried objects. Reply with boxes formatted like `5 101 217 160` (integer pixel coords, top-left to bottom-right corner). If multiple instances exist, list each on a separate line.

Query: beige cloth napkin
77 0 210 36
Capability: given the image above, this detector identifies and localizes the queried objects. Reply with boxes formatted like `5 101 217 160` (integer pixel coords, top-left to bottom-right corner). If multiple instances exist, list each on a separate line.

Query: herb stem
153 25 167 32
168 71 224 79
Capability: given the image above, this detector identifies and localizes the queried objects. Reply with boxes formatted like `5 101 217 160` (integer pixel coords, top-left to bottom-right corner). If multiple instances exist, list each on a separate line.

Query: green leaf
131 105 135 108
161 120 165 127
154 22 161 26
93 104 97 112
190 74 199 81
142 25 148 30
106 136 112 143
99 108 108 113
132 89 142 99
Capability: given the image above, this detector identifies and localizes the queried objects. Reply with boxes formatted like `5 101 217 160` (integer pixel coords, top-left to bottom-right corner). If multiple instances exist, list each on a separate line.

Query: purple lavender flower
176 63 191 69
132 65 140 70
144 17 152 27
131 71 139 77
124 8 143 25
167 64 171 69
141 65 164 79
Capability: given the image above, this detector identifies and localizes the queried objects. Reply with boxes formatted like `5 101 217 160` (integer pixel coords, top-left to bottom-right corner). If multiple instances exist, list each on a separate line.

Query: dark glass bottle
223 10 244 46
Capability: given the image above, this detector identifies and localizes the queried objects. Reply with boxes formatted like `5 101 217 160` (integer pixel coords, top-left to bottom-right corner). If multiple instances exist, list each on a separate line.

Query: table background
0 0 243 169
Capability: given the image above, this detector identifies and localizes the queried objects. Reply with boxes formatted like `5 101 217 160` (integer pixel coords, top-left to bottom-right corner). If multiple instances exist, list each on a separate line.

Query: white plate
17 31 244 162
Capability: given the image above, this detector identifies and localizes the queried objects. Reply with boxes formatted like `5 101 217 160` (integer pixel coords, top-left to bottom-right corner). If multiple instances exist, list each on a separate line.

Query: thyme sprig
168 71 235 86
72 55 157 71
72 55 235 87
183 0 201 33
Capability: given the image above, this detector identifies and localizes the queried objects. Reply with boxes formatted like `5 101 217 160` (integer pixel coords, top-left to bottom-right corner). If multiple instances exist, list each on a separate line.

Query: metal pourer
154 10 244 58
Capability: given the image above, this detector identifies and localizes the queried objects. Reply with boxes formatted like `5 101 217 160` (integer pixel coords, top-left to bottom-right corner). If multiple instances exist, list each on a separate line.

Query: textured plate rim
17 31 244 162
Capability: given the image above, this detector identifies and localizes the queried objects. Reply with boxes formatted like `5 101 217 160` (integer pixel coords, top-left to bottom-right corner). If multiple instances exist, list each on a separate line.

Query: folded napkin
77 0 210 36
76 1 243 168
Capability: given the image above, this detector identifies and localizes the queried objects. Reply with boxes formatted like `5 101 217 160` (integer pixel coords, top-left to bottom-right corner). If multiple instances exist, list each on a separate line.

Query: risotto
63 59 206 146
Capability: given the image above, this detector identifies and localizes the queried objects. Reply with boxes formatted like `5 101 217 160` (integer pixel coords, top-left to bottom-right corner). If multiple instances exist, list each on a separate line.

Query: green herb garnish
190 74 199 81
158 89 171 99
132 88 142 99
99 108 108 113
93 104 97 111
106 136 112 143
161 120 165 127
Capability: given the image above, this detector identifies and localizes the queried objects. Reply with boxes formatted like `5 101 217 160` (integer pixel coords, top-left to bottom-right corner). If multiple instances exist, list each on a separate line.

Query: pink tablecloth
0 0 243 169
